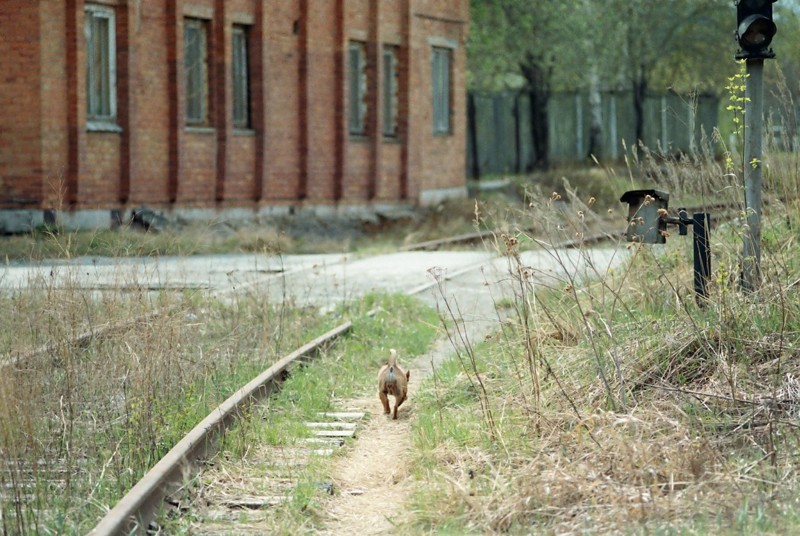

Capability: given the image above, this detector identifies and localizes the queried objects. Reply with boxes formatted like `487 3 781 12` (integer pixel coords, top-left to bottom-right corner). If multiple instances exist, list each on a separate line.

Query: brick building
0 0 468 232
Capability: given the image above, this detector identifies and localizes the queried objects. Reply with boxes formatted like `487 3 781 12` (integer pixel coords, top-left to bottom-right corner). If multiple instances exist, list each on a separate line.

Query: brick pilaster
166 0 183 203
251 0 266 202
367 0 381 200
213 0 228 202
333 0 346 201
117 1 134 204
65 0 85 206
297 0 309 200
399 0 412 200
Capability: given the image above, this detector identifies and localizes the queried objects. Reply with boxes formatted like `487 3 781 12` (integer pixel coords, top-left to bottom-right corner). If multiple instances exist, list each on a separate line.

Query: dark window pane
348 41 367 136
432 47 451 134
232 26 250 129
184 19 208 125
85 9 115 121
383 46 398 138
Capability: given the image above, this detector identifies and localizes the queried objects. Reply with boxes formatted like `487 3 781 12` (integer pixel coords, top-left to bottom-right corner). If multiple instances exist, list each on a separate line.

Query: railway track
90 322 354 535
86 254 496 534
0 233 505 534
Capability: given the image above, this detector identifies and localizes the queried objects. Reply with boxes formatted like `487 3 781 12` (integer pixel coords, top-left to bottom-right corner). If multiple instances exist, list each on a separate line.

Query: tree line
468 0 800 170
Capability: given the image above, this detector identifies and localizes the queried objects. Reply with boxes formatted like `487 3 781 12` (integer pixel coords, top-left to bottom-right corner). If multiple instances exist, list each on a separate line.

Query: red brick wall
407 1 468 199
0 0 468 214
130 1 172 204
181 132 217 203
343 0 375 202
304 0 340 202
346 0 370 29
40 1 70 207
262 2 302 201
377 0 404 201
223 0 258 203
227 135 256 202
378 143 403 200
0 1 43 207
380 0 404 40
84 134 122 205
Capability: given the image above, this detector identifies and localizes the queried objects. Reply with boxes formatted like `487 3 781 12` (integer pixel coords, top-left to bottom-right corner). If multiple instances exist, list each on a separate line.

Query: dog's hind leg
392 370 410 419
379 390 391 414
392 393 406 420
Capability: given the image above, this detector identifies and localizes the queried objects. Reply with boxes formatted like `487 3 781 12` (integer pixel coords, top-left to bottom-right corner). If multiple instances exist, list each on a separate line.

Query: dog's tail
386 348 398 383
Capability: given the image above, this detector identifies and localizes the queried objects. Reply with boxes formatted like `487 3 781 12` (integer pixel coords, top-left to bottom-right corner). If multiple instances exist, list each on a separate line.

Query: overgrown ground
5 141 800 533
0 165 629 262
400 148 800 534
0 275 345 533
155 146 800 535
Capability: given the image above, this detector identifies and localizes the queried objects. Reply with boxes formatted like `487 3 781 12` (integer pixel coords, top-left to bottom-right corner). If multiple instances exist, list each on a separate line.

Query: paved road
0 253 342 291
0 247 621 303
1 247 624 340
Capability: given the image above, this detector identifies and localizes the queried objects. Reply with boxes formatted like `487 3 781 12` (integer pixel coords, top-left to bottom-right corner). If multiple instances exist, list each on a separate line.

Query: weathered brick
0 0 467 214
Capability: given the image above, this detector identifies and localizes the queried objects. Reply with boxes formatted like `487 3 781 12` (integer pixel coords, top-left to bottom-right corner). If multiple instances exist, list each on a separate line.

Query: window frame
184 17 210 127
347 40 368 138
382 45 399 139
431 46 452 136
84 5 118 129
232 24 251 130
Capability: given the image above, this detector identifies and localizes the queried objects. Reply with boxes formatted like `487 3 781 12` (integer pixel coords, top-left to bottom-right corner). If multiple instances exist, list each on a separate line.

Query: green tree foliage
469 0 588 168
468 0 800 164
470 0 735 93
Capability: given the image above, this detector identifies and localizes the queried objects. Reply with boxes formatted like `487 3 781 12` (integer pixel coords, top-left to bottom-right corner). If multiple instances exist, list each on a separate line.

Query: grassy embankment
404 144 800 533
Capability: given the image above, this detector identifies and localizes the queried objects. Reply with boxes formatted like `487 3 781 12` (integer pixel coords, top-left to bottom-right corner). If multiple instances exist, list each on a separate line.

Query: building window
348 41 367 137
232 25 251 129
383 45 399 138
85 6 117 123
432 47 452 135
184 18 209 126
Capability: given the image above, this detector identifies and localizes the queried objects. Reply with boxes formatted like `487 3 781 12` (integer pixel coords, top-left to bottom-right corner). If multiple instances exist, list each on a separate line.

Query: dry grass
0 262 338 534
0 200 486 261
409 143 800 534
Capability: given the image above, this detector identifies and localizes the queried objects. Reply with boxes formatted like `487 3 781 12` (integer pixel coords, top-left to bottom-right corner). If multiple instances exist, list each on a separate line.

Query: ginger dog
378 349 410 420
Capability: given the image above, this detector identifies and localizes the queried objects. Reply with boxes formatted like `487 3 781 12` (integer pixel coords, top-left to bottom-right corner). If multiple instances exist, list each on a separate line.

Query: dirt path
320 271 500 535
319 395 416 534
319 338 451 535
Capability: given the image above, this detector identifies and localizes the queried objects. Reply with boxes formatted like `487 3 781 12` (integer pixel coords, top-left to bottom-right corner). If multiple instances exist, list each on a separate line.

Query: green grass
161 292 441 534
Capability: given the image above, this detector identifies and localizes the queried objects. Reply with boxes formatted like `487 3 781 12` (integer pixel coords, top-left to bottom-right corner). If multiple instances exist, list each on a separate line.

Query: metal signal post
735 0 777 292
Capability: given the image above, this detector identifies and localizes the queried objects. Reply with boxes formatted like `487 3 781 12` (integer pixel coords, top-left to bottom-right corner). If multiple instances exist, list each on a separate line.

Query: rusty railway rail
2 308 172 371
89 321 353 535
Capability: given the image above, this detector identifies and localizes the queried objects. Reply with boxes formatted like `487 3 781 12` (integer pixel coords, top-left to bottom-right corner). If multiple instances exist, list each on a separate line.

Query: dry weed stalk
429 267 497 440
